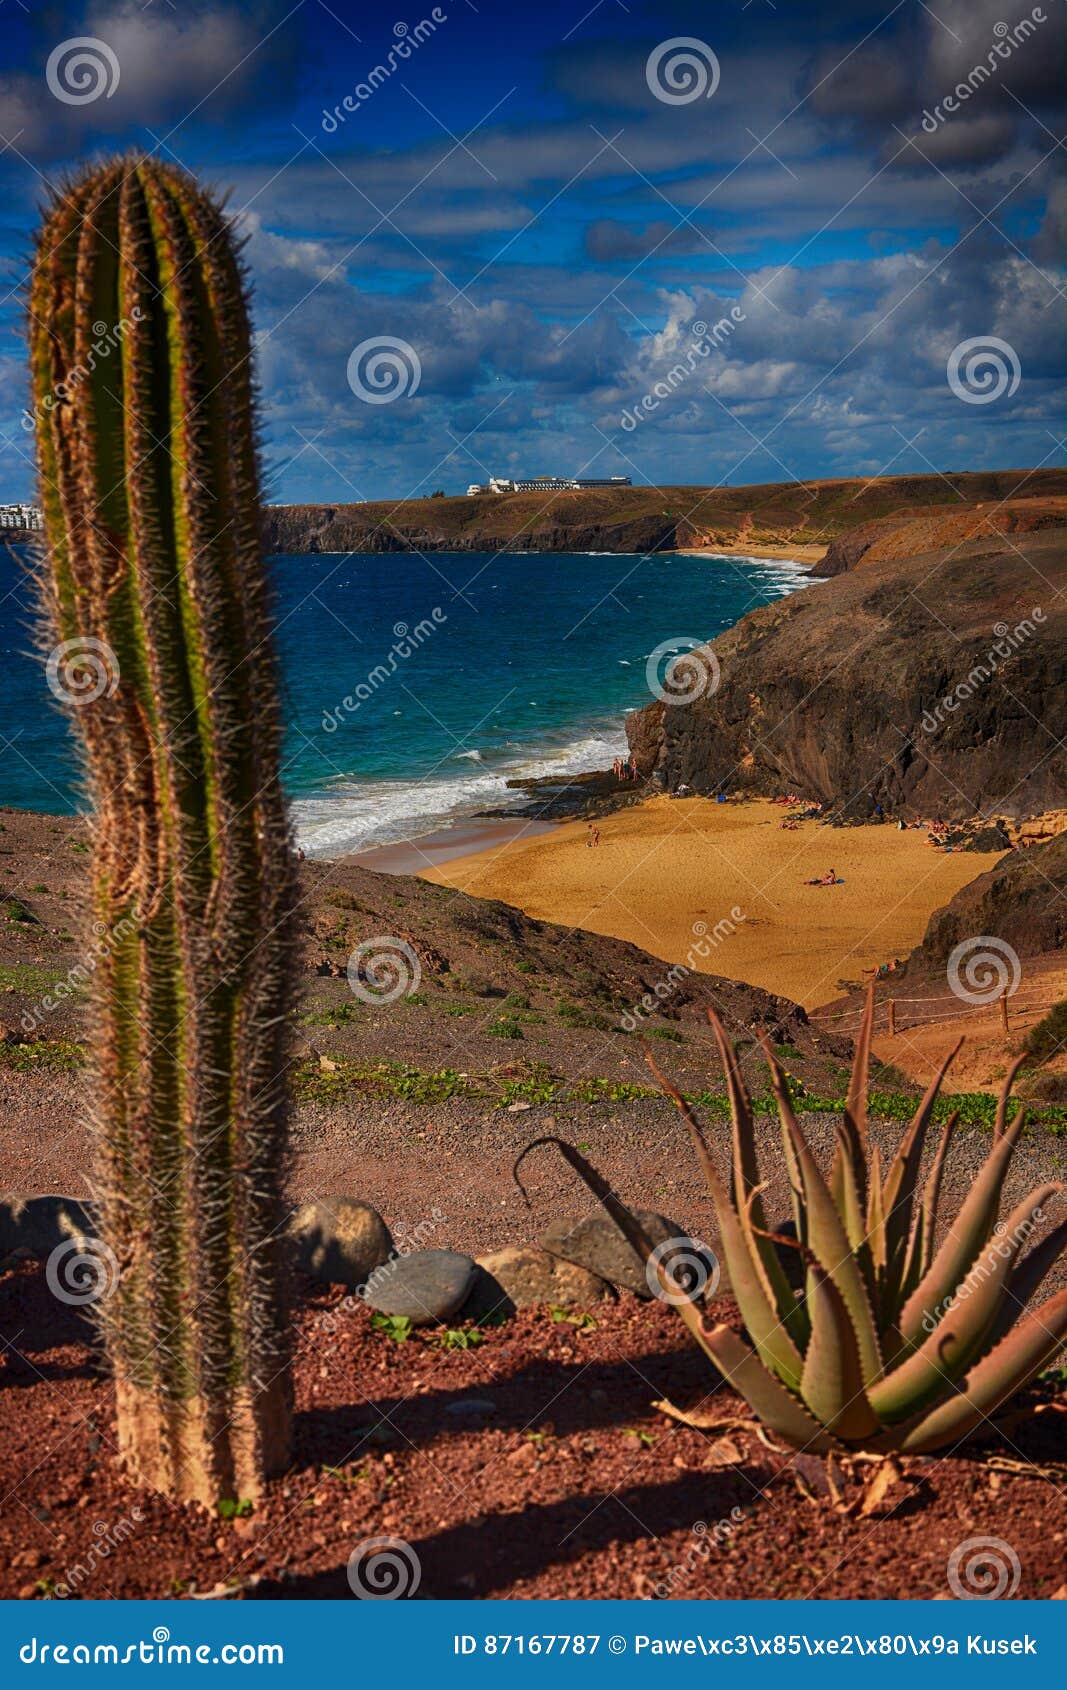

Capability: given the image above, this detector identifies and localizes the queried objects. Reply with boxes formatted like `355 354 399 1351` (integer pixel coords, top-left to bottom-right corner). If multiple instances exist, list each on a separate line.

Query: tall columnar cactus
29 157 296 1502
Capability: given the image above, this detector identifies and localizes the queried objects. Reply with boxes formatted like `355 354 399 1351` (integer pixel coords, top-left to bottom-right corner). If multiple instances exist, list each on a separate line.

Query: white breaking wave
290 551 813 859
292 720 629 858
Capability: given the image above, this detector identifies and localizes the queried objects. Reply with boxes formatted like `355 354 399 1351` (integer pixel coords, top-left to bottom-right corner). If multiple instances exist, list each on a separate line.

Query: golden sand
420 797 1006 1010
676 543 828 564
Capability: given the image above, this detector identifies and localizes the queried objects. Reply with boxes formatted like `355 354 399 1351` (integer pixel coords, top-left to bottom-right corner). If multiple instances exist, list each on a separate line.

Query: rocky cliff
626 528 1067 822
263 469 1067 558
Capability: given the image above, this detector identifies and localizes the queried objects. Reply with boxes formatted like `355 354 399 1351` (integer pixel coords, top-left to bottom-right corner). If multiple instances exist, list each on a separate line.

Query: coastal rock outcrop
626 530 1067 822
262 471 1066 559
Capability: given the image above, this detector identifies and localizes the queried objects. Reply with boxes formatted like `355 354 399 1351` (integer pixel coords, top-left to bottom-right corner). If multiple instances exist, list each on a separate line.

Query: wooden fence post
888 1000 896 1038
1000 988 1009 1034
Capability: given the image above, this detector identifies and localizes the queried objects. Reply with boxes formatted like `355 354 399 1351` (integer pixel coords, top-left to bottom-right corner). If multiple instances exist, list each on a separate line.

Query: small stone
539 1208 700 1299
463 1246 613 1321
362 1249 475 1326
444 1398 497 1420
289 1198 393 1290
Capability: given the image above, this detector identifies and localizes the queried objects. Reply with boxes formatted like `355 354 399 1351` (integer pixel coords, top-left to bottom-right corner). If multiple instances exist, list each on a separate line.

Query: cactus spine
29 158 296 1503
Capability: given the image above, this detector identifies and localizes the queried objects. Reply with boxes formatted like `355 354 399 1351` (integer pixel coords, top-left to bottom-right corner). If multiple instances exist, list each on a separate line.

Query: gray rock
444 1398 497 1419
462 1246 613 1322
362 1249 476 1326
540 1207 702 1299
289 1197 392 1290
0 1195 97 1255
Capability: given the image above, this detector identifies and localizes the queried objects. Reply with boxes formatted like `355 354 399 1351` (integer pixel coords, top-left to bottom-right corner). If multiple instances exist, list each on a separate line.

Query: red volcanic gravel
1 1258 1065 1602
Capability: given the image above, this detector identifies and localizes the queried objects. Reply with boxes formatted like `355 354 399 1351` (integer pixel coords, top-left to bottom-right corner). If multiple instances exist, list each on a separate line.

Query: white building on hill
466 475 631 496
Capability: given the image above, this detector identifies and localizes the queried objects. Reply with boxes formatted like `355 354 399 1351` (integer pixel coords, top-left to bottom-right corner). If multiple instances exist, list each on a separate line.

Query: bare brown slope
264 469 1067 557
626 530 1067 822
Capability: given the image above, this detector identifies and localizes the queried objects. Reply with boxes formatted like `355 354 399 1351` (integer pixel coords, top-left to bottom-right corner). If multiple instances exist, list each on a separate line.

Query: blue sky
1 0 1064 501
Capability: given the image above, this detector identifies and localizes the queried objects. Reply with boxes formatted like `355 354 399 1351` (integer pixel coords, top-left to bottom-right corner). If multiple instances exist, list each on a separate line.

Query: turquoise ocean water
0 548 812 855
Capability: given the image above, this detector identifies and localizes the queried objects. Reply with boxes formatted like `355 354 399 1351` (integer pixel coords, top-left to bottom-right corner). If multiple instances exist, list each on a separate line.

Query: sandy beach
676 543 828 564
420 796 1007 1009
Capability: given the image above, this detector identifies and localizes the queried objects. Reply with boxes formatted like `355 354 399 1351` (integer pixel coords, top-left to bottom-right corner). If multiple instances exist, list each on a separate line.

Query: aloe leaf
763 1049 883 1386
842 984 874 1193
645 1049 807 1384
993 1053 1029 1143
870 1183 1061 1423
706 1014 809 1345
982 1215 1067 1353
898 1288 1067 1454
699 1321 836 1454
880 1041 960 1306
898 1108 1025 1349
800 1266 880 1442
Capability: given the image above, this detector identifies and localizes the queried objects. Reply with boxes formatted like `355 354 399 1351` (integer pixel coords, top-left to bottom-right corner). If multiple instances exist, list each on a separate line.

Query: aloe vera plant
29 158 296 1501
518 995 1067 1453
